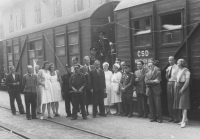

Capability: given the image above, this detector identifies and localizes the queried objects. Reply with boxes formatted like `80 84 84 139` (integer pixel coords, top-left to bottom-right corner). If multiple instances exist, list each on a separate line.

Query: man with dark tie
90 60 106 118
80 56 95 115
135 61 148 118
166 56 180 123
22 65 38 120
6 66 25 115
62 64 73 117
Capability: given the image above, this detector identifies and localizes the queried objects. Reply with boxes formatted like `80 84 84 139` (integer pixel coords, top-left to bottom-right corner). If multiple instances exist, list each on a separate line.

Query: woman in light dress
111 63 122 116
37 61 55 119
174 59 190 128
103 62 113 115
49 63 63 117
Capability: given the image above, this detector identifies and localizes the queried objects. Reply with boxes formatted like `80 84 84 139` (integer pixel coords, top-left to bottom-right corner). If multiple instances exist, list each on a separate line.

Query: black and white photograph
0 0 200 138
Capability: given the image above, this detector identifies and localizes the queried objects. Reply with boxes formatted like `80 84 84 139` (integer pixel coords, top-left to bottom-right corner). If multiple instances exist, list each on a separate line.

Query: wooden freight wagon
114 0 200 115
2 1 119 75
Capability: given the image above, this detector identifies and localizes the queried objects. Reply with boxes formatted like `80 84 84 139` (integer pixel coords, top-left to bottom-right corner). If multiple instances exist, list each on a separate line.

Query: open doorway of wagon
91 3 118 69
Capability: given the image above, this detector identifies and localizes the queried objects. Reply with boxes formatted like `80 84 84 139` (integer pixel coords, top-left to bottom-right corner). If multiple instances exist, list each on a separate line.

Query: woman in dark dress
174 59 190 128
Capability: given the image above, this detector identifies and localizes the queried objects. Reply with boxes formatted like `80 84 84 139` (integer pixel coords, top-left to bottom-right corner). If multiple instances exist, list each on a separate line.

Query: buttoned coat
120 72 135 94
135 68 147 95
6 73 22 94
90 69 106 99
145 68 162 95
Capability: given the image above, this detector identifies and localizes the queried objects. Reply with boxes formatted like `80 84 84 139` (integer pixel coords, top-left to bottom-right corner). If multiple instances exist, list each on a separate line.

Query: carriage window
161 12 182 44
68 32 79 54
13 45 19 60
29 40 43 59
7 46 12 61
132 18 151 47
56 35 65 56
35 40 43 57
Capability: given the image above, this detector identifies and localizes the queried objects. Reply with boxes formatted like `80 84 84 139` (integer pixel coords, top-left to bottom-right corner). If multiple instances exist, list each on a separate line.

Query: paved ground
0 91 200 139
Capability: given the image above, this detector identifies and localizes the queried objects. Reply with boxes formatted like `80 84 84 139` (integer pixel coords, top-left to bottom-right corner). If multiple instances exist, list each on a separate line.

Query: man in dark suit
6 66 25 115
80 56 95 115
135 61 148 118
62 64 73 117
90 60 106 118
120 64 135 118
145 61 162 123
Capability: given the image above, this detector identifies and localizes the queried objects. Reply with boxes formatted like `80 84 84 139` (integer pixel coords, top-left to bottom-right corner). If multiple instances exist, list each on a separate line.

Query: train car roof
114 0 156 11
4 1 119 40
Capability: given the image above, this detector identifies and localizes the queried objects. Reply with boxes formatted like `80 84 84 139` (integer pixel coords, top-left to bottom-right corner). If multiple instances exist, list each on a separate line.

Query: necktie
168 67 172 79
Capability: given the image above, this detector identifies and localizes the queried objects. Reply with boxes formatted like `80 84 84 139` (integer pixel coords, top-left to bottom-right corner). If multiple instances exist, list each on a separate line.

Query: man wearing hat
120 64 135 117
98 32 114 65
62 64 73 117
69 64 87 120
90 47 99 65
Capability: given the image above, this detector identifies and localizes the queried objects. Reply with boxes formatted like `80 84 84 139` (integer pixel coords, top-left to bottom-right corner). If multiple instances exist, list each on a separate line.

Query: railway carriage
2 1 119 75
114 0 200 115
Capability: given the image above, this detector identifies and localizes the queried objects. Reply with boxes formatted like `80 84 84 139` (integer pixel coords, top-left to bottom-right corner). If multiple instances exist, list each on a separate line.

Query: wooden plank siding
54 25 67 74
20 36 28 75
80 19 91 64
2 41 7 74
115 9 131 65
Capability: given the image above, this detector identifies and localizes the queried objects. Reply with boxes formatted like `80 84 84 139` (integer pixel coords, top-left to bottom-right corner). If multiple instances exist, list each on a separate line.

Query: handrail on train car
164 20 200 70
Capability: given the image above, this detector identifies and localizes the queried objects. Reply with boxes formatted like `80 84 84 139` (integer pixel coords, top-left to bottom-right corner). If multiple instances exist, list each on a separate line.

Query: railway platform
0 90 200 139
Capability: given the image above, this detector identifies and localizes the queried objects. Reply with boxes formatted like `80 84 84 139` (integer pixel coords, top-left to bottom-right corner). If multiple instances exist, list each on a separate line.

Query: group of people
5 50 190 128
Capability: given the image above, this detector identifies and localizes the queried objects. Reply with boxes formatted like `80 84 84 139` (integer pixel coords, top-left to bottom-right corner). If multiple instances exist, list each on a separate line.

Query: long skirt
174 82 190 110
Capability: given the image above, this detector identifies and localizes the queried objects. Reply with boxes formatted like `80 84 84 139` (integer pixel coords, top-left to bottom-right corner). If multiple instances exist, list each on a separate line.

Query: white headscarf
114 63 120 69
103 62 109 67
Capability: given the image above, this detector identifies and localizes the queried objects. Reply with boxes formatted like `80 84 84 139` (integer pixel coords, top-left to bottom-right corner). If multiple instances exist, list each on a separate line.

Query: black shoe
168 119 174 122
12 113 16 115
150 119 157 122
66 115 71 118
128 114 133 118
158 120 163 123
71 117 77 120
122 113 128 117
92 115 96 118
20 112 26 115
173 120 179 123
83 117 87 120
27 118 31 120
37 112 42 114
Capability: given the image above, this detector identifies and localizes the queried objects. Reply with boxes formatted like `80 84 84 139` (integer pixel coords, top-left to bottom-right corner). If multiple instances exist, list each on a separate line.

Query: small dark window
29 40 43 59
161 12 182 44
68 32 79 54
132 18 151 47
13 45 19 60
7 46 12 61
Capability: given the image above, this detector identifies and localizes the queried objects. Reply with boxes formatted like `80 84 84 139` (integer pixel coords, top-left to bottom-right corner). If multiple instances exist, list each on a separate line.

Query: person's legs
9 93 16 114
25 93 31 119
51 102 55 115
99 98 106 116
92 93 98 117
154 94 162 122
31 93 37 119
65 93 72 116
149 91 156 121
16 93 25 114
181 109 187 127
47 103 53 118
55 102 59 115
127 94 133 117
72 94 78 119
41 104 46 119
80 93 86 118
141 94 148 118
137 94 143 117
167 82 175 121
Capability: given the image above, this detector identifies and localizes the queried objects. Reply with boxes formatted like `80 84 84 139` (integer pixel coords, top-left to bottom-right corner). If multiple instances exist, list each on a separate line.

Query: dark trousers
65 93 72 116
25 93 37 118
167 81 180 120
122 93 133 115
149 91 162 120
137 93 148 117
93 91 105 116
72 93 86 118
9 92 25 114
